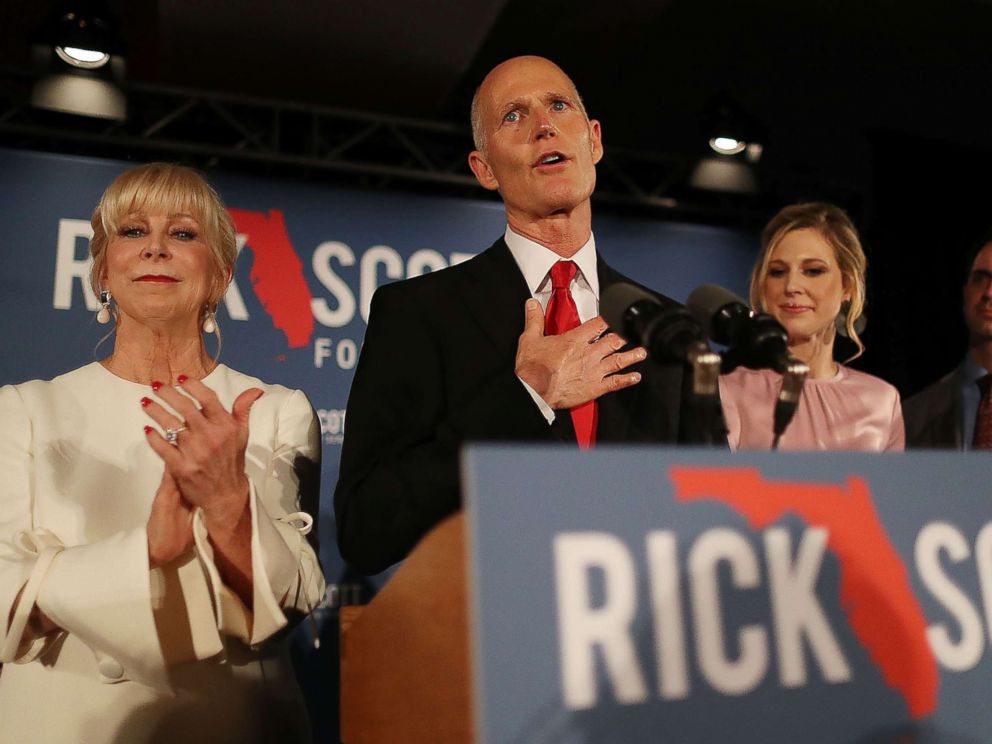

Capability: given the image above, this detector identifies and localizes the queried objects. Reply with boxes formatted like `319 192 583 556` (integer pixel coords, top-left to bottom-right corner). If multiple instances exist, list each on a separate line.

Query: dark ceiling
3 0 991 205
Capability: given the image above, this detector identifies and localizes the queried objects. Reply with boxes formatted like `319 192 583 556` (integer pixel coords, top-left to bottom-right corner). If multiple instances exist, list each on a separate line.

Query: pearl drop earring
96 290 112 324
202 307 217 334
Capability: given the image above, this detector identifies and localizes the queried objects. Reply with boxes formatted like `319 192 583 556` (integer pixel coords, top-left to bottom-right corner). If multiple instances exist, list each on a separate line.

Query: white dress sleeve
186 387 325 645
0 383 52 663
0 384 171 689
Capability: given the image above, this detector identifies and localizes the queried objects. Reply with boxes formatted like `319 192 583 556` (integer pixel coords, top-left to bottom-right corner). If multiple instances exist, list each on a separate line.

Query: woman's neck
101 319 214 385
787 332 838 379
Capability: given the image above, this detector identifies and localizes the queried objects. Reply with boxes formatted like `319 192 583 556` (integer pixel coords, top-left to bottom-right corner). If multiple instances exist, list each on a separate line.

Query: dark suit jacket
903 364 964 449
334 238 701 574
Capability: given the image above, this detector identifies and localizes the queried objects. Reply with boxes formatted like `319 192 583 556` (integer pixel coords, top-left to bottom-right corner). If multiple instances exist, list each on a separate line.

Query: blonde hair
750 202 868 360
89 163 236 306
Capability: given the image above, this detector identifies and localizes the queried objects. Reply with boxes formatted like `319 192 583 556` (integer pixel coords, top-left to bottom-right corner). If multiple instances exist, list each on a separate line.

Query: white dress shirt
504 226 600 422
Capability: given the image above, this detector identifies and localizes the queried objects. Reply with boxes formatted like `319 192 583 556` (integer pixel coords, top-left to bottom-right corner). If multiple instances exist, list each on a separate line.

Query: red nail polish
143 425 154 434
151 381 163 391
140 397 152 407
177 374 188 384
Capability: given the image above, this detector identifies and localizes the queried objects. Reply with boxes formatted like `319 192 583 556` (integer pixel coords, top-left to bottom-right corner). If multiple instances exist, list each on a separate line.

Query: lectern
341 445 992 744
340 513 471 744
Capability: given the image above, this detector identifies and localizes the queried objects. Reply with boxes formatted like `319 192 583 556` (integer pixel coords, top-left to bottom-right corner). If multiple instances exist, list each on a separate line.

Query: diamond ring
164 426 188 445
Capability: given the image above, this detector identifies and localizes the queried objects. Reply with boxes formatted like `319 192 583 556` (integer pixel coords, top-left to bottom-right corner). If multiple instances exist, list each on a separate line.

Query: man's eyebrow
971 269 992 279
497 98 527 116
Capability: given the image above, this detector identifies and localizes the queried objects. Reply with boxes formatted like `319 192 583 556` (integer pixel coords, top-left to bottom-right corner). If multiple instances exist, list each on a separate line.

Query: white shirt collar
503 226 599 298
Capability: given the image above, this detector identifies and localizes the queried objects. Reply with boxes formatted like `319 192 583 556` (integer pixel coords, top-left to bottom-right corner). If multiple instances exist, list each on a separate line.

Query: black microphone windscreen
686 284 749 337
600 282 658 333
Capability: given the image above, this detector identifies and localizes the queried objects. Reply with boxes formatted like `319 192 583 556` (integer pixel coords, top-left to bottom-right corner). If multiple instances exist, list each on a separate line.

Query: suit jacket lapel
949 364 966 449
453 238 532 360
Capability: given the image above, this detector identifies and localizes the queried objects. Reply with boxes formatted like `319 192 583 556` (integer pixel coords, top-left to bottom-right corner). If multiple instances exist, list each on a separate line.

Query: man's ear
468 150 499 191
589 119 604 165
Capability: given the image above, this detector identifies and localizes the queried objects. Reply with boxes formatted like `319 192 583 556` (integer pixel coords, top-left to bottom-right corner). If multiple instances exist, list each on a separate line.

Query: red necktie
972 374 992 450
545 261 597 448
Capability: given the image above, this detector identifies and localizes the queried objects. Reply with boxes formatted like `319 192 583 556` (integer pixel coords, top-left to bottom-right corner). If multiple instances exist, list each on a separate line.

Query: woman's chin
784 325 833 349
122 309 199 330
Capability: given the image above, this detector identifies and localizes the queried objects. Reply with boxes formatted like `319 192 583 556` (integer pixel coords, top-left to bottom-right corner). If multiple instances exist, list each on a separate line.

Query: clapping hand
142 377 261 586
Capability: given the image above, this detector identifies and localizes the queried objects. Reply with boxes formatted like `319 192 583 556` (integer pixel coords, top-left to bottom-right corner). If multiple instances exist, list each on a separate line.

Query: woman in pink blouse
719 202 905 451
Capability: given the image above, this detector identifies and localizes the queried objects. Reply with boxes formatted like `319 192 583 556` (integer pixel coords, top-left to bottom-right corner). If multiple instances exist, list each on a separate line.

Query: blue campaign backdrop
0 147 758 739
465 445 992 744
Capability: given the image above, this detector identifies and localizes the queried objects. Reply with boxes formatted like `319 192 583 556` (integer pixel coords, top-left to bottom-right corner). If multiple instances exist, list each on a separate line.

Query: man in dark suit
905 237 992 448
335 56 701 574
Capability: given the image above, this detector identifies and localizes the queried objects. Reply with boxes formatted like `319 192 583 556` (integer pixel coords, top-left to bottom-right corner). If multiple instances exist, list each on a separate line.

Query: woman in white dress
0 164 324 743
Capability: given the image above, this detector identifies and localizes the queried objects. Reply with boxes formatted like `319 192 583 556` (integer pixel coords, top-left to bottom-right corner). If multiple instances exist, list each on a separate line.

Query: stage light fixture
700 95 763 159
55 45 111 69
51 2 116 66
690 95 765 194
30 1 126 120
709 136 747 156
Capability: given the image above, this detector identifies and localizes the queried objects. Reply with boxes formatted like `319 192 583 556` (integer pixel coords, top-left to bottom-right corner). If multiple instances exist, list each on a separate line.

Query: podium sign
463 445 992 744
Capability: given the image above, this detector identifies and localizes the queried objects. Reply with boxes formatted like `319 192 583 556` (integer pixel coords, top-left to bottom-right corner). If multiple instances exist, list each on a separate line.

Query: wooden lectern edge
339 605 364 636
340 511 474 744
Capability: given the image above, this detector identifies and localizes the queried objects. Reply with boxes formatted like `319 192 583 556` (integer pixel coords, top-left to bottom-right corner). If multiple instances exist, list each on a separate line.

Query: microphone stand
688 342 724 447
771 358 810 450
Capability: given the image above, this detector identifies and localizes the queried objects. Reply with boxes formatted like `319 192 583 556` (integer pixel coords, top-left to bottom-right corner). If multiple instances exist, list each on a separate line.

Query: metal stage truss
0 65 769 222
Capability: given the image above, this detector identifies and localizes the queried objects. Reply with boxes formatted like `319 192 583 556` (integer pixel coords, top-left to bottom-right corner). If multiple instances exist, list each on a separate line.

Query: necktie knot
550 261 578 291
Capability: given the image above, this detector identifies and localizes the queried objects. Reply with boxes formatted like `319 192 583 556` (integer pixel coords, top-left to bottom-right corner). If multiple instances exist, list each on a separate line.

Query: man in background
905 235 992 449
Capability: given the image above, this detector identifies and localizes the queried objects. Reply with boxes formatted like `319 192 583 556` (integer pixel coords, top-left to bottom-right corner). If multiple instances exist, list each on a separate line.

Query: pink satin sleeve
719 365 905 452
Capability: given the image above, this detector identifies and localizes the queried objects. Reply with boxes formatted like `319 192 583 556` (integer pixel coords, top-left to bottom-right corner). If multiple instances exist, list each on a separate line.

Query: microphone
602 282 724 445
772 357 809 449
601 282 705 365
686 284 789 373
